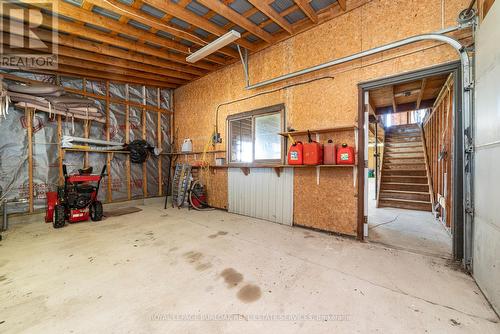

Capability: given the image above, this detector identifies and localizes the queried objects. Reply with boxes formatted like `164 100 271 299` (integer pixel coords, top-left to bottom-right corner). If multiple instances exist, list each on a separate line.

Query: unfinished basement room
1 0 499 332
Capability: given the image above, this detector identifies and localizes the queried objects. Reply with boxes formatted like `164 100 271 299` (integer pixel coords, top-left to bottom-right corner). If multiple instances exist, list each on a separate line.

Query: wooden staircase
377 124 432 212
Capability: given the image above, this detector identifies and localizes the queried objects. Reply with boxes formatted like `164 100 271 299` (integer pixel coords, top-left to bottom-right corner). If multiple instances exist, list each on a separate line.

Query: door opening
358 62 463 259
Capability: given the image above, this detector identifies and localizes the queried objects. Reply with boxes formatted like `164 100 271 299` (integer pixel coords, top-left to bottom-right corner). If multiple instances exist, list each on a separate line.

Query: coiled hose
127 140 152 163
188 180 214 211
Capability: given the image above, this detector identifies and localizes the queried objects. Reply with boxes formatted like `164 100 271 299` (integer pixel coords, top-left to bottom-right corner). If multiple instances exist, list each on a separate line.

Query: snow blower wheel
90 201 103 221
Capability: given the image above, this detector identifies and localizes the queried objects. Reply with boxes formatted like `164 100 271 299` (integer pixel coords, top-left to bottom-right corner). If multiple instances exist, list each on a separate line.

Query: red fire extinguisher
336 143 355 165
287 134 303 165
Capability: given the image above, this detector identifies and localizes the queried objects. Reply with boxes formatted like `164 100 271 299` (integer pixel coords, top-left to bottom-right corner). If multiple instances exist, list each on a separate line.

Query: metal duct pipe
245 25 468 90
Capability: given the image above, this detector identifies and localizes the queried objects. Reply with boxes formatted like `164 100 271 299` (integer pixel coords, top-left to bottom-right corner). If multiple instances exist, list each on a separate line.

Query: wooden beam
337 0 347 11
142 0 257 51
1 42 187 85
197 0 275 43
4 2 218 70
88 0 239 59
294 0 318 23
26 107 34 213
416 78 427 110
248 0 294 34
38 65 178 88
31 0 228 65
37 28 204 76
392 85 397 114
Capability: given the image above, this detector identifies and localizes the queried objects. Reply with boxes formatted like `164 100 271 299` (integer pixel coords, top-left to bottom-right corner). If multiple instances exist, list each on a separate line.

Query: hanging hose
126 139 159 163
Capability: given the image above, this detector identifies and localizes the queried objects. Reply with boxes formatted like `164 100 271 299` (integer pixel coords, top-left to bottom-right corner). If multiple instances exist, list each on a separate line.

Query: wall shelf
63 148 129 154
279 125 358 137
165 150 226 156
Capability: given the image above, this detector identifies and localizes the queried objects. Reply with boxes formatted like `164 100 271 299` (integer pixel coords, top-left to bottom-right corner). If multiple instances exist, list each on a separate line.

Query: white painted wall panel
228 168 293 225
473 1 500 314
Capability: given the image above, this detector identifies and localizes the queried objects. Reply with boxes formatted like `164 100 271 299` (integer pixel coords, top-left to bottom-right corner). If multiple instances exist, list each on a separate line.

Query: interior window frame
226 104 285 166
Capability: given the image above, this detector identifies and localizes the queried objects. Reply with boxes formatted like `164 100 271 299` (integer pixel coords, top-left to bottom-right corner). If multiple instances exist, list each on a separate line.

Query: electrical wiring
213 76 335 137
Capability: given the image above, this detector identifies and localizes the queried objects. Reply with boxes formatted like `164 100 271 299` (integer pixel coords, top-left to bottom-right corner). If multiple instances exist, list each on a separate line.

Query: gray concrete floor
367 178 452 258
1 198 499 333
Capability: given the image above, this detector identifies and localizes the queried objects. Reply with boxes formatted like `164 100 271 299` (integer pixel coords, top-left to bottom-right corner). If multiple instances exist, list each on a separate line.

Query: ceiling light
186 30 241 63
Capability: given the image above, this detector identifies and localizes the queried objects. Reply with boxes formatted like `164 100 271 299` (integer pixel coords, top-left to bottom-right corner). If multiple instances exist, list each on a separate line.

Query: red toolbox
303 131 323 165
323 139 336 165
287 141 304 165
336 143 355 165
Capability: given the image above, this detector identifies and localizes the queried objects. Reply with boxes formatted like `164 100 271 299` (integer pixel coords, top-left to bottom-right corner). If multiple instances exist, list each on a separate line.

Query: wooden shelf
63 148 129 154
166 150 226 156
279 125 358 137
202 164 356 168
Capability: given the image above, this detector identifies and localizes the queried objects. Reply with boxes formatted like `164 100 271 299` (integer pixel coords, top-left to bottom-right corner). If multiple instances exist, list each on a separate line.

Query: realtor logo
0 1 58 69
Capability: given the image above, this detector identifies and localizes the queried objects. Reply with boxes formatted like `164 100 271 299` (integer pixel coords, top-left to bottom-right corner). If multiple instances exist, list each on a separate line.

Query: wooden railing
422 74 454 228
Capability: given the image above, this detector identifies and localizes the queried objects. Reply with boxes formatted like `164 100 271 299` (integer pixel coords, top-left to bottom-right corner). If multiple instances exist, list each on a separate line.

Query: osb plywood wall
174 0 470 236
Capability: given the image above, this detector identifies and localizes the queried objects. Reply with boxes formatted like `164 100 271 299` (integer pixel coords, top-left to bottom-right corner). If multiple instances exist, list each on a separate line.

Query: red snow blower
45 164 107 228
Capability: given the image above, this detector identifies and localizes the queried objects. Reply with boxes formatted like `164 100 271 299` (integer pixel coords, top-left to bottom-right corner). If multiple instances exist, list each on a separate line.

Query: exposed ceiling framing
1 0 354 88
369 73 450 115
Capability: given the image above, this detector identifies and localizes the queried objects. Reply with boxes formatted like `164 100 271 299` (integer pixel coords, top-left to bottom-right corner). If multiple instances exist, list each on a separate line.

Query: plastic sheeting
0 70 172 214
0 107 29 213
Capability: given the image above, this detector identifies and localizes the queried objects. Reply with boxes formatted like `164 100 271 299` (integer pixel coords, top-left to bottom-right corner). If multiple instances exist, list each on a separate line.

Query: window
227 104 284 164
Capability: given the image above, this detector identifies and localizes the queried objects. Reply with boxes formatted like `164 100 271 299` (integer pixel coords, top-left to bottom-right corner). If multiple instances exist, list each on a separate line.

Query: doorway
358 62 463 259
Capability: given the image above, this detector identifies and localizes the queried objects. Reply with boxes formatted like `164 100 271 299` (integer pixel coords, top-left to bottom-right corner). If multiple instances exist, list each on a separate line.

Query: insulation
0 68 173 213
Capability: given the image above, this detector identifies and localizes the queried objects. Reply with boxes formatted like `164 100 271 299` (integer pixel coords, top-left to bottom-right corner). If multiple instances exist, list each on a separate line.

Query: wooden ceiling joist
392 85 398 113
196 0 275 43
2 19 205 77
1 3 217 72
3 32 197 81
84 0 240 59
47 0 227 65
294 0 319 23
338 0 347 11
0 0 351 87
141 0 257 51
248 0 294 34
416 78 427 110
32 65 177 88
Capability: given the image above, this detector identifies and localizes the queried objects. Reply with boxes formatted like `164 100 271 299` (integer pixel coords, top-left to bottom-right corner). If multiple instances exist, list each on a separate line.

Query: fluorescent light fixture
186 30 241 63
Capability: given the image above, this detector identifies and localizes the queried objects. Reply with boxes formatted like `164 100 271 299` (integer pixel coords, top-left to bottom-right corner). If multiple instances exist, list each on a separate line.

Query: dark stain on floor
183 251 212 271
183 251 203 263
196 262 213 271
220 268 243 288
208 231 228 239
0 275 6 282
237 284 261 303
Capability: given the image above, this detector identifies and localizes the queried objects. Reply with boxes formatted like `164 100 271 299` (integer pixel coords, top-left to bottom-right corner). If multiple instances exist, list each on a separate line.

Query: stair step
381 182 430 192
384 164 426 170
385 152 424 159
378 198 432 212
385 158 426 164
385 142 423 148
382 169 427 176
384 161 426 165
384 147 423 152
382 176 428 184
379 190 431 201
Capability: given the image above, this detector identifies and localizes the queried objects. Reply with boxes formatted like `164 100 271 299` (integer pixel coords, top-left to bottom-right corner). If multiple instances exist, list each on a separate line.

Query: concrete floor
367 178 452 258
1 199 499 333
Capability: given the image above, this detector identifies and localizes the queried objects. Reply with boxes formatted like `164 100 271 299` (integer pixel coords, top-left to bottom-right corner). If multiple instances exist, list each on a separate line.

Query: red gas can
303 143 323 165
303 131 324 165
323 140 336 165
287 141 303 165
336 143 355 165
